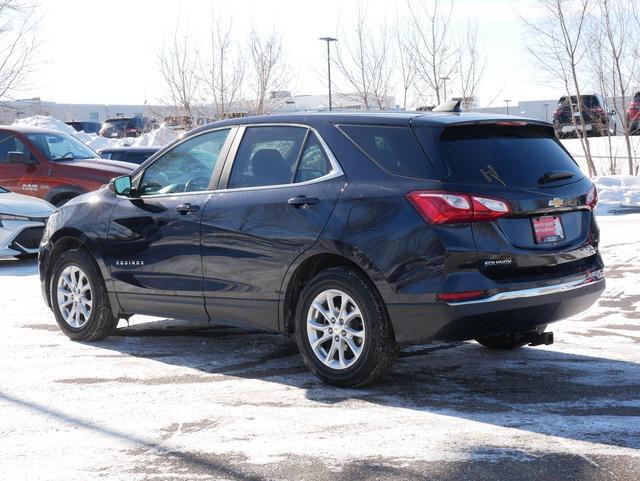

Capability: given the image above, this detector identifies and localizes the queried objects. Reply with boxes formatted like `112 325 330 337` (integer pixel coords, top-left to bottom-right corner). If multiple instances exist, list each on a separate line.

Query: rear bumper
388 269 605 344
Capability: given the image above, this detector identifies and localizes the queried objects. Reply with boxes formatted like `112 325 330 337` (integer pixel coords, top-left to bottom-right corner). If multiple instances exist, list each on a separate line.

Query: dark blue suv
39 112 605 386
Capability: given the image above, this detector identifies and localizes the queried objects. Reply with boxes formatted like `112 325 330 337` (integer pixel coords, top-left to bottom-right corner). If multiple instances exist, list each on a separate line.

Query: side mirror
8 151 36 165
110 175 134 196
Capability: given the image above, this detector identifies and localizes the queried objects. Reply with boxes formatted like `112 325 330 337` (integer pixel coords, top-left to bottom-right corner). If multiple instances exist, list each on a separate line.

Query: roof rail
432 99 462 113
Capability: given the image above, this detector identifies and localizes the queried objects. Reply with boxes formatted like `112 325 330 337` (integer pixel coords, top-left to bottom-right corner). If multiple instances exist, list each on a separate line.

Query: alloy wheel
56 265 93 328
306 289 366 370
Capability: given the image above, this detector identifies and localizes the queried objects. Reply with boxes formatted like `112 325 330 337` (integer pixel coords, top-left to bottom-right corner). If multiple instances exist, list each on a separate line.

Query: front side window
139 128 230 195
26 133 98 161
228 126 307 188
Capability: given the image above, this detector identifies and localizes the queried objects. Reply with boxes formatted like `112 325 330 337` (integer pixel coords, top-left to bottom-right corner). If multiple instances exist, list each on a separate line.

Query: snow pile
12 115 178 152
592 175 640 215
561 136 640 175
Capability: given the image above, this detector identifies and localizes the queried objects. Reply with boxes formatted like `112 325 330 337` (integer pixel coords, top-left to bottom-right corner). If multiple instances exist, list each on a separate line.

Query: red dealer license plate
532 216 565 244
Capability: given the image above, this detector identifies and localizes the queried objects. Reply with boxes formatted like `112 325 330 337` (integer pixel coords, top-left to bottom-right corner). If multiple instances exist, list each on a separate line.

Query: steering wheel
185 175 211 192
61 152 75 160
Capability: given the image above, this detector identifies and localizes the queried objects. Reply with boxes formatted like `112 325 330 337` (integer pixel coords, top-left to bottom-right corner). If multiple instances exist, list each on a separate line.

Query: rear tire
476 325 547 350
50 249 118 341
295 267 397 387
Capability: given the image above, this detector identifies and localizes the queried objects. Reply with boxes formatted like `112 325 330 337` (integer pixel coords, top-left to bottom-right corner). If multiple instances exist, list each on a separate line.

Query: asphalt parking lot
1 215 639 481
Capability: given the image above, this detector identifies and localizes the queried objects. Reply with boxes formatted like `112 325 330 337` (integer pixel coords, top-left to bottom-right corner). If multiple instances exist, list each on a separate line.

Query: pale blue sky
27 0 568 107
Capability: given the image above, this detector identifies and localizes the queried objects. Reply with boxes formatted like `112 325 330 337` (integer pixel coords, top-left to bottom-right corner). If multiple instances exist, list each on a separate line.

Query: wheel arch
44 229 116 315
45 186 87 206
280 250 389 336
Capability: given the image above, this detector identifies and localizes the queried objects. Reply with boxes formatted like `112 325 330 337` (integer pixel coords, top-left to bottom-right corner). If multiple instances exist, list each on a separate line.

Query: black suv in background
98 146 160 165
99 116 158 138
39 112 605 386
65 121 102 134
553 94 617 138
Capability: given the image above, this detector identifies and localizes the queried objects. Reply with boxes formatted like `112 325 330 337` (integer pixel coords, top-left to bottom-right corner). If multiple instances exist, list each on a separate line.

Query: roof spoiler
432 99 462 113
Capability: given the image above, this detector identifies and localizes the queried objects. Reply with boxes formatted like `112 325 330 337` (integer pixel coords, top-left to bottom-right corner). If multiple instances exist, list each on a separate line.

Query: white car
0 186 55 259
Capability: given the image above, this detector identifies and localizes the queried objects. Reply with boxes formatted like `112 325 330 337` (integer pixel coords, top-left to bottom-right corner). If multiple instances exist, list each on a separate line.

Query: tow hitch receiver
526 331 554 347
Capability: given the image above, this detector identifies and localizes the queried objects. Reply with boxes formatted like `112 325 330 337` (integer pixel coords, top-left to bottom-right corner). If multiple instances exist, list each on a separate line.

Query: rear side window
420 124 583 187
339 125 436 179
0 134 28 163
295 133 331 183
228 126 307 188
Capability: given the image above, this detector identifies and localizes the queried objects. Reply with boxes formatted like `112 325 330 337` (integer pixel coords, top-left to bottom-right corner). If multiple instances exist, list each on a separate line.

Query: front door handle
176 203 200 215
288 195 319 208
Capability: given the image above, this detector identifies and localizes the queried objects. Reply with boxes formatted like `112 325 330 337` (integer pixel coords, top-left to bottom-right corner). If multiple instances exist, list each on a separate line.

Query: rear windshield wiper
538 171 575 184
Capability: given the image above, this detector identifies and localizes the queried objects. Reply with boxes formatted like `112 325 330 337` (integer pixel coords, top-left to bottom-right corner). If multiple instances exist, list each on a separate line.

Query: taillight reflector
437 290 486 302
407 191 511 224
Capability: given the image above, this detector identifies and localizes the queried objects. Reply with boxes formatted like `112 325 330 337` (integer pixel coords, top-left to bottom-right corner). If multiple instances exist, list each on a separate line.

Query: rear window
634 92 640 102
339 125 436 179
421 124 583 187
559 95 599 108
105 119 130 128
125 152 153 164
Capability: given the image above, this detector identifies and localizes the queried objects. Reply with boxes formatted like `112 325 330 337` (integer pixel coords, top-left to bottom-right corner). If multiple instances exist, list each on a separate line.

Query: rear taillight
586 185 598 210
407 191 511 224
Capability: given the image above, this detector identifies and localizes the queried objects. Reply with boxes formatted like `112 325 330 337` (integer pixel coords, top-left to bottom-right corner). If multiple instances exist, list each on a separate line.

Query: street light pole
319 37 337 111
439 76 450 102
504 99 511 115
543 103 550 121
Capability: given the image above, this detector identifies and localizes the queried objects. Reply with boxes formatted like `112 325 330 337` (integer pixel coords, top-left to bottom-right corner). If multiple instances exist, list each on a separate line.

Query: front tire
50 249 118 341
295 267 397 387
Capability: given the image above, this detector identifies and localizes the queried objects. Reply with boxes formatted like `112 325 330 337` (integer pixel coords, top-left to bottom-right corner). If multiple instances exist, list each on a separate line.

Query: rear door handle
176 203 200 215
288 195 319 208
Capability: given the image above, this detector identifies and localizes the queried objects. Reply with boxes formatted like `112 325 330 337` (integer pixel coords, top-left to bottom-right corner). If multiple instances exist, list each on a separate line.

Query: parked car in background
40 111 604 386
98 146 160 165
553 94 616 138
99 116 158 138
0 125 136 206
626 91 640 134
0 185 54 259
65 121 102 134
163 116 193 131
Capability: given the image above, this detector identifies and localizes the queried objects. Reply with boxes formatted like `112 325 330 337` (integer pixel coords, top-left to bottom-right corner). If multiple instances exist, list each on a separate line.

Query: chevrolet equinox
39 111 605 386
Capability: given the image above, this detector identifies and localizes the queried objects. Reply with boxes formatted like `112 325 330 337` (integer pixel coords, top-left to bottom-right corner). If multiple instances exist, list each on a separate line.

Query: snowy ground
0 215 639 481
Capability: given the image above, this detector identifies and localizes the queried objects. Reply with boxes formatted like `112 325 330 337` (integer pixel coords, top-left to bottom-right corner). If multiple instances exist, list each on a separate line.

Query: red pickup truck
0 125 136 206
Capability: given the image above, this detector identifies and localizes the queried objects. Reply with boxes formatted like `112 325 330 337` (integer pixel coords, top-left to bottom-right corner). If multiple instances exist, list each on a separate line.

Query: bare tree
519 0 598 177
406 0 456 105
247 29 288 115
591 0 639 175
454 20 485 108
202 12 244 119
0 1 39 100
394 8 416 110
157 26 201 120
334 6 395 110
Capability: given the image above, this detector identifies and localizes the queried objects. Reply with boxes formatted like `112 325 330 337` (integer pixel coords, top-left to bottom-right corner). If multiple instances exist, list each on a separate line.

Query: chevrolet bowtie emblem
549 198 564 208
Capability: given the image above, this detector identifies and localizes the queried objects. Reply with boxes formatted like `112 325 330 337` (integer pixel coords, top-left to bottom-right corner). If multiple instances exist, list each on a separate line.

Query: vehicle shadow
88 318 640 451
